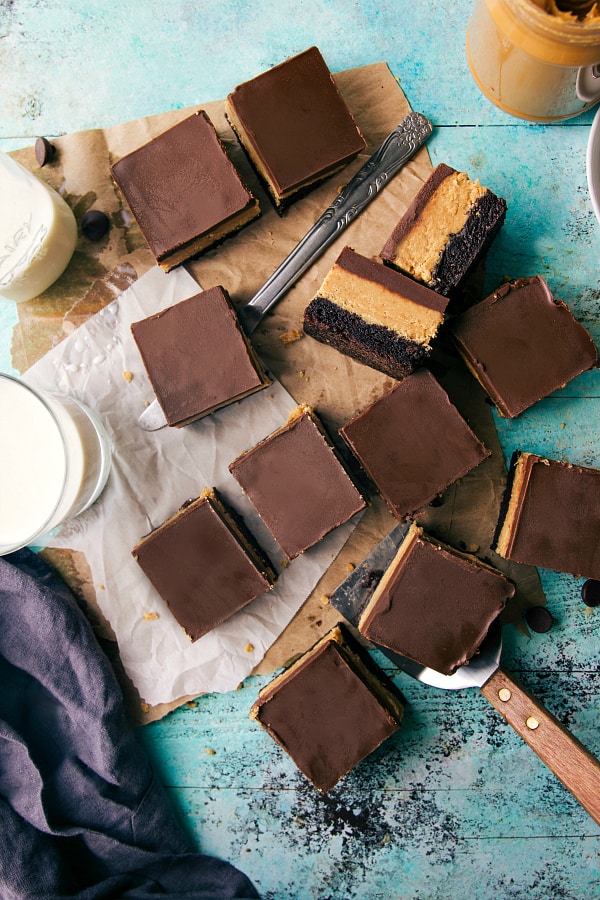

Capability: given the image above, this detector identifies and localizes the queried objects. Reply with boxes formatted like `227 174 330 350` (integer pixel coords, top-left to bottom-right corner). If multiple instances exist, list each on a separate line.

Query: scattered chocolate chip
525 605 553 633
81 209 110 241
581 579 600 607
35 137 56 167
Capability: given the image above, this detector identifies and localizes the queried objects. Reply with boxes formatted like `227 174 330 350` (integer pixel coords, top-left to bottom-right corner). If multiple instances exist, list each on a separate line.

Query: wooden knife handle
480 668 600 825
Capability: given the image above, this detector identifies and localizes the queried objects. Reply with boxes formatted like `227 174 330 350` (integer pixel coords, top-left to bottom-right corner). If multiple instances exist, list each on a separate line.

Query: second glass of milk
0 374 112 554
0 152 78 303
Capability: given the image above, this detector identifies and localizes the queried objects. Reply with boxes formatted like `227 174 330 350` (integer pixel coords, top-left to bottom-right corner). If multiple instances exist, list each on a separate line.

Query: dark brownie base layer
428 191 507 301
303 295 432 379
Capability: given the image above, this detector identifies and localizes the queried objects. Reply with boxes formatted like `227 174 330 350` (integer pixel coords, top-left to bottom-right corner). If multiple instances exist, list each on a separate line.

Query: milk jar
467 0 600 121
0 152 78 302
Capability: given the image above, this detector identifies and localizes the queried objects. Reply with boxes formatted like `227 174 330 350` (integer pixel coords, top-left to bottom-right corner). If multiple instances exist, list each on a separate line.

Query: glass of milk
0 152 78 303
0 374 112 554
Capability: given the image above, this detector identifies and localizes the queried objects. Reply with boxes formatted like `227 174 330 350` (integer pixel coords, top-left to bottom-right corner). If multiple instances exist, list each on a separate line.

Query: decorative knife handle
237 111 433 334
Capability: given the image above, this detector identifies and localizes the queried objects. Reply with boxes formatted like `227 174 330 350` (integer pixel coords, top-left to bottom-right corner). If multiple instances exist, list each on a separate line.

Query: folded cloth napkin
0 549 259 900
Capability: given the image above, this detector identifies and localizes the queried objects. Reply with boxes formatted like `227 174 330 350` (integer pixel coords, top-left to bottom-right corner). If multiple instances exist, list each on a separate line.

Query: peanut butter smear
539 0 600 21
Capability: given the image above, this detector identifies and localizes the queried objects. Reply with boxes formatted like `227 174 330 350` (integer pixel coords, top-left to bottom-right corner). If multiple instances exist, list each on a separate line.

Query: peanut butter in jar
467 0 600 120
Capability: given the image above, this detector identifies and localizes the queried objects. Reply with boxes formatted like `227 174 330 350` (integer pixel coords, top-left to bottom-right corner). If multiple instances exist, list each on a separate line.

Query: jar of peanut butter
467 0 600 121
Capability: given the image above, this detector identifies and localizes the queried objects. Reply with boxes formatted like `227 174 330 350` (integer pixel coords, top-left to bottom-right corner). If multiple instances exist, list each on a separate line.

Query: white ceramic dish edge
586 105 600 226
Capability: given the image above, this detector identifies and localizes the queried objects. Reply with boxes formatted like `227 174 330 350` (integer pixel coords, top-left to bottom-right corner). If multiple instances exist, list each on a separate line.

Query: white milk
0 152 78 303
0 375 111 553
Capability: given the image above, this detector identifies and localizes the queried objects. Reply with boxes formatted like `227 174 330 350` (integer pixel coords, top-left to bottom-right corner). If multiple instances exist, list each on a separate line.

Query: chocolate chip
581 579 600 607
525 605 553 633
81 210 110 241
35 137 56 167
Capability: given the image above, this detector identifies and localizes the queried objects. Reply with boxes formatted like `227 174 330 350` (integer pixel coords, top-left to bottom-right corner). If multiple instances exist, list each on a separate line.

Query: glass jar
0 152 78 302
467 0 600 121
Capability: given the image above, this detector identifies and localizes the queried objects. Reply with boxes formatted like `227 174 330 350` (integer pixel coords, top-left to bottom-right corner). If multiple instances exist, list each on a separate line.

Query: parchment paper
9 61 545 722
23 263 361 709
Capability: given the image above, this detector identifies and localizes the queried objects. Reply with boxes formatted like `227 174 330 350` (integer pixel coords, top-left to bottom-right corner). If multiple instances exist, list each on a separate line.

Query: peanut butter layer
318 252 445 342
380 163 507 298
111 111 260 270
545 1 600 21
132 491 275 642
225 46 365 209
451 276 598 418
250 623 404 793
340 369 490 521
304 247 449 379
359 523 514 675
387 168 486 285
494 452 600 579
494 453 534 559
131 286 270 427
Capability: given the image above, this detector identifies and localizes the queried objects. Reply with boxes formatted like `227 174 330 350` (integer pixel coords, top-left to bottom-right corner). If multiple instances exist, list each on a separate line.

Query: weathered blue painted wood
1 0 596 154
2 1 600 897
139 664 600 899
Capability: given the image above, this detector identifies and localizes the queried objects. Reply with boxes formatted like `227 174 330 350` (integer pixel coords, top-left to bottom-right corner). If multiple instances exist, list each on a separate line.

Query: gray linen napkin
0 549 258 899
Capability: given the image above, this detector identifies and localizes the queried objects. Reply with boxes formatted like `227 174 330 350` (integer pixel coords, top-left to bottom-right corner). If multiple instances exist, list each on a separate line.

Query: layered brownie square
380 163 507 298
451 275 598 418
250 623 405 793
131 286 270 427
132 489 276 642
359 523 514 675
494 451 600 579
111 111 260 270
303 246 449 379
340 369 490 521
225 46 366 211
229 406 366 559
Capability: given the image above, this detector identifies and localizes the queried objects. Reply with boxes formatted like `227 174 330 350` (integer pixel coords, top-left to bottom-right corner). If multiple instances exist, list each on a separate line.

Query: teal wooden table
1 2 599 897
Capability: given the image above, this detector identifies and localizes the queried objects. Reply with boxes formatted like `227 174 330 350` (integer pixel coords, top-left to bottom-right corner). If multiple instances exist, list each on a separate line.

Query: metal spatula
330 523 600 825
137 111 433 431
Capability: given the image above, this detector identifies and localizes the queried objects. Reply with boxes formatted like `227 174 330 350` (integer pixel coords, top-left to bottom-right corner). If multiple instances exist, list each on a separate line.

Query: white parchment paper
23 265 359 706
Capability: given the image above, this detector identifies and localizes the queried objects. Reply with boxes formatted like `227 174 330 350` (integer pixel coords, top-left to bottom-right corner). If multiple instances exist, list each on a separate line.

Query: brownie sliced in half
225 46 365 211
494 451 600 579
451 275 598 418
380 163 507 299
303 246 449 379
131 286 270 427
340 369 490 521
111 111 260 270
132 489 276 642
250 623 405 793
359 523 514 676
229 406 366 560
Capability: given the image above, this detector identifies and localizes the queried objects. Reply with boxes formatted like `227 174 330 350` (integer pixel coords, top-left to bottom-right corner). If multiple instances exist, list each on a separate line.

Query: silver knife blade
138 112 433 431
329 521 411 623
